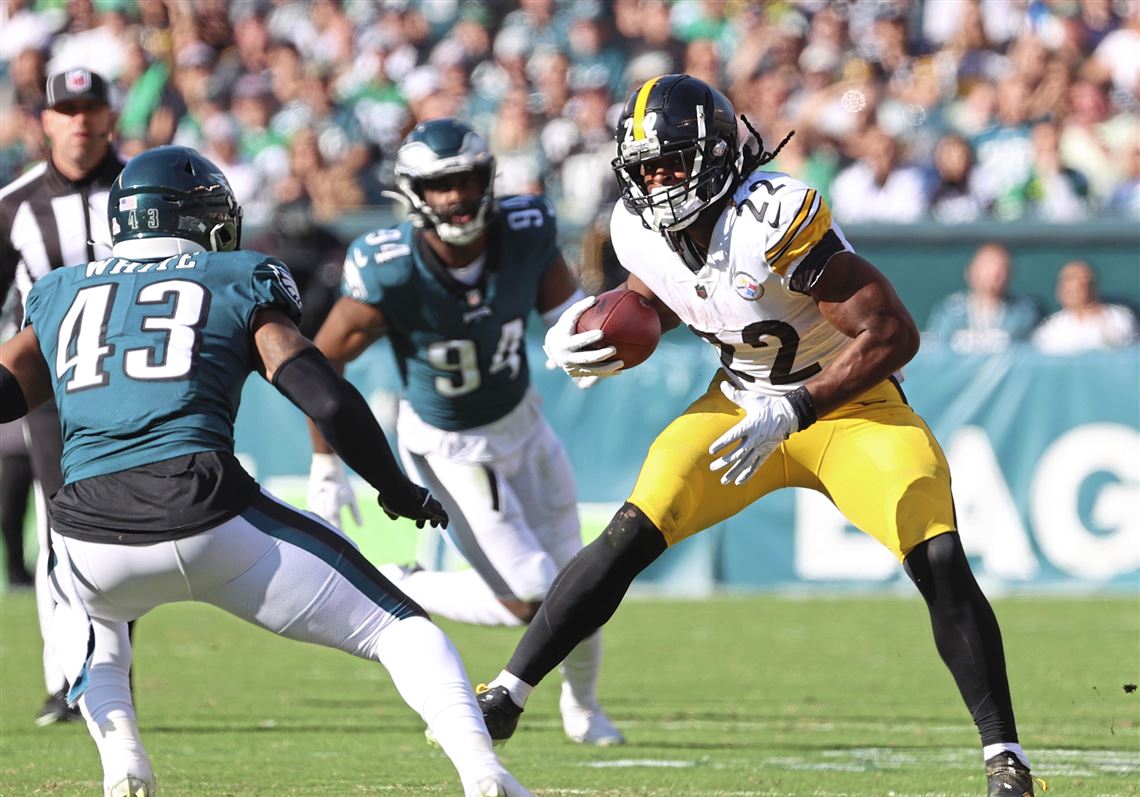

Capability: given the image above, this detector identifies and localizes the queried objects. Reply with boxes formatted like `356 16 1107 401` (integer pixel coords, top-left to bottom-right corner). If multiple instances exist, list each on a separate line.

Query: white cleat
106 775 155 797
560 692 625 746
466 772 532 797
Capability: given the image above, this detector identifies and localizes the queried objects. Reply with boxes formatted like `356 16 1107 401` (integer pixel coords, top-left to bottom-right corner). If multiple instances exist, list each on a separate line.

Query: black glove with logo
379 481 448 529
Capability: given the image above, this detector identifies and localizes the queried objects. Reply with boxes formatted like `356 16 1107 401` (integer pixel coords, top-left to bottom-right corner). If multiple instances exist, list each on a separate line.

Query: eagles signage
236 337 1139 592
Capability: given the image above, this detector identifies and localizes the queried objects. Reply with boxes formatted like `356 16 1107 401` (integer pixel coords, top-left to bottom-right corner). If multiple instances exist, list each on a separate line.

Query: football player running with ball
0 146 531 797
306 119 623 746
478 75 1041 797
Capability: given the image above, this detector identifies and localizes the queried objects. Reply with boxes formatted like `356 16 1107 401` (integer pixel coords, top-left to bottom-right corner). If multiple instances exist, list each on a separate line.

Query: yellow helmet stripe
632 76 662 140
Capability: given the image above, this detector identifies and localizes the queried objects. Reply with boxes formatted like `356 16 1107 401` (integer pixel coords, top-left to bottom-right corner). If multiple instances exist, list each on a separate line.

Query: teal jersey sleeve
249 256 303 327
340 224 415 308
496 194 559 276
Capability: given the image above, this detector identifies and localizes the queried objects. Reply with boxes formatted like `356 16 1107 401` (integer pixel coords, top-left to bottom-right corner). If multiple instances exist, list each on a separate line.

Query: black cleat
476 684 522 745
986 753 1043 797
35 689 81 727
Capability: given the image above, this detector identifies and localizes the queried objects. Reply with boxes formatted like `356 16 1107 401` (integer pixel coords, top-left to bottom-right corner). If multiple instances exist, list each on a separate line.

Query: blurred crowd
3 0 1139 240
925 245 1137 354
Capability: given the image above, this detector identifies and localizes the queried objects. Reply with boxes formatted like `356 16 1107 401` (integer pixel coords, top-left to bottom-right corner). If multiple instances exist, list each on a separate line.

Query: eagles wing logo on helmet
394 118 496 246
612 74 743 234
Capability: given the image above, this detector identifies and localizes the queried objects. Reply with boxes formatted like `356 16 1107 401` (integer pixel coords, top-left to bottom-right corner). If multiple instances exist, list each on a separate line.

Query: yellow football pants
628 375 956 561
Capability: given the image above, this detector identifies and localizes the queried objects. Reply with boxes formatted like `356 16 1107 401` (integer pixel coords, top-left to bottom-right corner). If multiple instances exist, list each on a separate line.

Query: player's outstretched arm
253 308 446 529
304 297 388 526
806 251 920 417
307 296 388 455
0 326 53 422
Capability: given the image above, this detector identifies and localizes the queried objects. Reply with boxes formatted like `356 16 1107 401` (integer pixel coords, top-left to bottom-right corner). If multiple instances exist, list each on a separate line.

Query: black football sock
508 503 666 686
904 532 1018 746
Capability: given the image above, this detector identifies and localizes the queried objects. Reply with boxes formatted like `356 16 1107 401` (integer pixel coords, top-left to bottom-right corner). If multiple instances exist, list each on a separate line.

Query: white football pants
400 419 582 602
50 489 506 795
399 420 606 713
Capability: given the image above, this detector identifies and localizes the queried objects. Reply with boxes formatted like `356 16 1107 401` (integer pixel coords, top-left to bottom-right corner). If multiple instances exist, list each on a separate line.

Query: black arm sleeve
271 347 409 496
0 363 29 423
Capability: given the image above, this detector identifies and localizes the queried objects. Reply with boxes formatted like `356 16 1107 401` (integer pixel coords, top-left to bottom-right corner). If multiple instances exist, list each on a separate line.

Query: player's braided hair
738 114 795 178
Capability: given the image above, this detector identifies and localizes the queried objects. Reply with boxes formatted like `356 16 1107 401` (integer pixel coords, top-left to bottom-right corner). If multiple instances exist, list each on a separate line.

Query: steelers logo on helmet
612 74 743 233
394 118 496 246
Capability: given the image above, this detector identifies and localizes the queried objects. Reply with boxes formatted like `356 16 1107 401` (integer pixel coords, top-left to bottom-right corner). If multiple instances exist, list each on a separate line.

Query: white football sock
983 742 1030 769
559 630 602 709
489 670 533 708
394 568 524 627
86 713 154 795
376 617 504 787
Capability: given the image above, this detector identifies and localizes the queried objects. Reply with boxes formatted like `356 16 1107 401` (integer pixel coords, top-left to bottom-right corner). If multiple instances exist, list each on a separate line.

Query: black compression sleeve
508 503 666 686
272 347 408 496
0 364 29 423
904 533 1018 746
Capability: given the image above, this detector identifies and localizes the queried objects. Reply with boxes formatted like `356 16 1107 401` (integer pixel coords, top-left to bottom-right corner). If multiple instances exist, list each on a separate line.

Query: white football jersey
610 169 855 397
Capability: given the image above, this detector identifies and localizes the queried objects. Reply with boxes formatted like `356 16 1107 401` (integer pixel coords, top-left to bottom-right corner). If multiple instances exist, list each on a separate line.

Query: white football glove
709 381 799 486
543 295 624 390
308 453 362 528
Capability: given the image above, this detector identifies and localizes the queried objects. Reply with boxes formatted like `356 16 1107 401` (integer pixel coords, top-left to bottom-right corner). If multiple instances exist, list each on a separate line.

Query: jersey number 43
55 280 208 392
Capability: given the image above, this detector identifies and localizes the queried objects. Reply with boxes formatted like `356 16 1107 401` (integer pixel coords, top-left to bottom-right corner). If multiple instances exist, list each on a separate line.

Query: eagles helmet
110 145 242 253
612 74 742 233
394 118 496 245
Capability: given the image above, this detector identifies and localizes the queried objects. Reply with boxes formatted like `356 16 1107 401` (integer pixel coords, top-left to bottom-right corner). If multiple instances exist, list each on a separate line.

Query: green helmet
109 145 243 252
394 118 495 245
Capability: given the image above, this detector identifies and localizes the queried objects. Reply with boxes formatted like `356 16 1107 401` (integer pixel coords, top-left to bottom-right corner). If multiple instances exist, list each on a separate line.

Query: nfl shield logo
694 285 708 299
65 70 91 93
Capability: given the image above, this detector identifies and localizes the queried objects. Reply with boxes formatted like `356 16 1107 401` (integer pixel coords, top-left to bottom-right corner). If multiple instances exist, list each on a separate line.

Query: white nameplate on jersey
732 270 765 301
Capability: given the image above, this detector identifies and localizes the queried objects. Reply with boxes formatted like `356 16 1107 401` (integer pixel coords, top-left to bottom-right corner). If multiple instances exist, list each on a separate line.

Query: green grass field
1 590 1136 797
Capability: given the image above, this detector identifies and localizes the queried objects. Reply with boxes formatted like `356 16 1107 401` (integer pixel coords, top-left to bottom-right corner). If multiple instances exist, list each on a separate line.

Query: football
574 287 662 369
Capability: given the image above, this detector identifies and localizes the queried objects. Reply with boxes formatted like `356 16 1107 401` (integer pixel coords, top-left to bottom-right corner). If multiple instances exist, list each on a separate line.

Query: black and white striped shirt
0 150 124 313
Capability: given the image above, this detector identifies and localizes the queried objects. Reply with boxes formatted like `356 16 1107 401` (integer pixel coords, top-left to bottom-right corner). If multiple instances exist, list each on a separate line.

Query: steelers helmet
612 74 742 233
394 118 496 245
109 145 242 252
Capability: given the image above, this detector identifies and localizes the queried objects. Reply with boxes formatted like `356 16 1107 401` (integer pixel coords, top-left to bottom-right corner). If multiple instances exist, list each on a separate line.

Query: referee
0 68 124 726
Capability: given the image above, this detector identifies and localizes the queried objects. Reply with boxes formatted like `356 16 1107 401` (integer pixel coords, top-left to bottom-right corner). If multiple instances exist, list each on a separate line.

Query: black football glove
379 481 448 529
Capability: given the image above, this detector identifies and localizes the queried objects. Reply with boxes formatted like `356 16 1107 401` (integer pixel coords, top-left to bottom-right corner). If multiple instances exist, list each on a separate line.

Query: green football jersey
340 195 559 430
24 249 303 483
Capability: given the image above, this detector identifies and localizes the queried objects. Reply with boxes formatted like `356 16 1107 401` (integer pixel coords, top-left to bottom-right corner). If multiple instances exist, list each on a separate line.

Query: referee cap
45 68 110 109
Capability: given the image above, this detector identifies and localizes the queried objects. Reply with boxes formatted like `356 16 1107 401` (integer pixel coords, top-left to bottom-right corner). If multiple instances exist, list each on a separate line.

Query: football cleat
465 772 532 797
106 774 155 797
985 752 1045 797
35 689 81 727
559 688 625 747
476 684 522 745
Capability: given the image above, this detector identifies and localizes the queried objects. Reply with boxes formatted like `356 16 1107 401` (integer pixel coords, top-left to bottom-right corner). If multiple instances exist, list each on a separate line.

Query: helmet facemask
613 105 742 233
